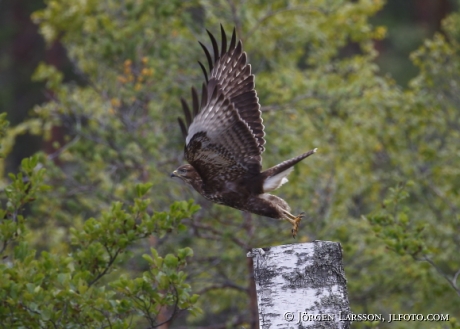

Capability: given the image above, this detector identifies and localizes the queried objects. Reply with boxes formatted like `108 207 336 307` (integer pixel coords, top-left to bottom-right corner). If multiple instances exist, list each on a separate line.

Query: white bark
247 241 351 329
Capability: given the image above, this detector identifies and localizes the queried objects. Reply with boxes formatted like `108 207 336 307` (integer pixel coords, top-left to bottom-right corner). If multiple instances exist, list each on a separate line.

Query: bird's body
172 26 316 237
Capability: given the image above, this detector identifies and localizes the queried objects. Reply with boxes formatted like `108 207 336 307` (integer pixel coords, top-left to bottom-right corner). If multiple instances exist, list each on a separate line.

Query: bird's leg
282 210 304 238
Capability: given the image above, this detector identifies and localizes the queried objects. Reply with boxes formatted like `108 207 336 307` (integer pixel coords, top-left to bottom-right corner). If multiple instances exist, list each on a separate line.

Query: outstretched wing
184 80 261 184
199 26 265 153
178 26 265 184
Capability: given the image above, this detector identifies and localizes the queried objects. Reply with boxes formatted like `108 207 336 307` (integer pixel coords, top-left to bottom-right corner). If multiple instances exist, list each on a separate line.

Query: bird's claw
291 212 304 238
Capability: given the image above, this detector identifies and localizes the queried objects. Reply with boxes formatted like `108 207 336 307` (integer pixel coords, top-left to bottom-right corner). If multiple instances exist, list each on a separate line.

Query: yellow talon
282 211 304 238
291 213 304 238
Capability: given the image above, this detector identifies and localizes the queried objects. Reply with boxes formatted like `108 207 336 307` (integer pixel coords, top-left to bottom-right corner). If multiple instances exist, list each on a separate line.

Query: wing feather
180 98 192 127
198 61 209 83
210 37 265 152
185 82 261 184
179 26 266 184
206 29 219 62
179 26 265 153
199 41 213 72
220 25 227 56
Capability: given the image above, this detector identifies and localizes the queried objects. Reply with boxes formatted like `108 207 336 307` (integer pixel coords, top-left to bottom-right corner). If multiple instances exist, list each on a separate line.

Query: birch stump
247 241 351 329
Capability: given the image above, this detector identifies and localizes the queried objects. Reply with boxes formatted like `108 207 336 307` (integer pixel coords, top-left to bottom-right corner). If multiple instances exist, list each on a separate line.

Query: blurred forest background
0 0 459 328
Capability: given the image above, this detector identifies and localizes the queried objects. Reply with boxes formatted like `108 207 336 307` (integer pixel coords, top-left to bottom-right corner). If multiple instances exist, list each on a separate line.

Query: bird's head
171 164 198 186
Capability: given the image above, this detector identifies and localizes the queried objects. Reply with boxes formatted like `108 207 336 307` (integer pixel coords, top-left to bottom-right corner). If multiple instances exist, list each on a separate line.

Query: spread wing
178 26 265 184
199 26 265 152
184 81 261 184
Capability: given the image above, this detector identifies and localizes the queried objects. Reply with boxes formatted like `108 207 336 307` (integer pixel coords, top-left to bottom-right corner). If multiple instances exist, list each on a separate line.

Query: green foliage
0 156 50 253
0 113 9 157
0 154 200 327
367 181 427 257
1 0 460 328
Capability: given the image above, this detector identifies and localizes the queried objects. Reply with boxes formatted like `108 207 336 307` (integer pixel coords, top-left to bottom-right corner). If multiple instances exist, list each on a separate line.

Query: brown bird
171 26 317 237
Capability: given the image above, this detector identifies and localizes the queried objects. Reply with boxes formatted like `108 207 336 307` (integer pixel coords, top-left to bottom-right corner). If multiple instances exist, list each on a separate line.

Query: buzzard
171 26 317 237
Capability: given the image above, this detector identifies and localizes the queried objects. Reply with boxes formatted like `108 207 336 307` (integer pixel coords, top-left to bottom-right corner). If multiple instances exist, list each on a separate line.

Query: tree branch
422 256 460 297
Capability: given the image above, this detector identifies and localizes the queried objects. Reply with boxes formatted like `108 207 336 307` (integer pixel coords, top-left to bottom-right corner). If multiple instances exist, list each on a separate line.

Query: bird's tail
260 148 317 192
262 148 317 177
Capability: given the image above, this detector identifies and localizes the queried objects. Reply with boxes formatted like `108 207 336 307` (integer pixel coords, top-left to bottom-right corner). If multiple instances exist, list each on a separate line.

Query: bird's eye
179 168 186 174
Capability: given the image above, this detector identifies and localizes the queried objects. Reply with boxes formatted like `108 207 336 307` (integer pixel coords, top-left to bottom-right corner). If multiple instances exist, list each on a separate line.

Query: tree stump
247 241 351 329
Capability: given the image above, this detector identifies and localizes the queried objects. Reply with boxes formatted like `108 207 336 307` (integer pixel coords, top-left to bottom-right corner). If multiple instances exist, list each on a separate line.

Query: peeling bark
247 241 351 329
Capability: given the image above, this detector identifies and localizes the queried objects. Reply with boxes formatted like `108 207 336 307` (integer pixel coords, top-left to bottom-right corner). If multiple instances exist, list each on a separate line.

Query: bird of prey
171 26 316 237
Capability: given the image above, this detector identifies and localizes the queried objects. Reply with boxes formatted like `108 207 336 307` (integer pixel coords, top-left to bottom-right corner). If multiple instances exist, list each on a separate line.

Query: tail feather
262 148 317 180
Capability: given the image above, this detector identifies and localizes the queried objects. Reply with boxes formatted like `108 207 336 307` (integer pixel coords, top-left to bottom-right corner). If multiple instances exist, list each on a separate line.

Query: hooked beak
170 170 178 178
